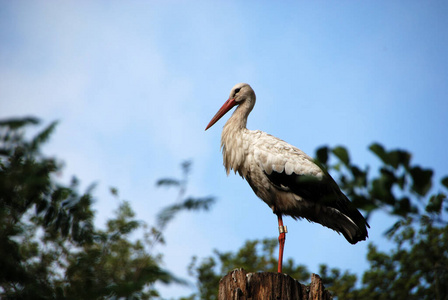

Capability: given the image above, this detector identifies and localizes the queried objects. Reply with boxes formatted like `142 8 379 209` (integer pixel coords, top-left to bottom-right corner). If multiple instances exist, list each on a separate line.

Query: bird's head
205 83 255 130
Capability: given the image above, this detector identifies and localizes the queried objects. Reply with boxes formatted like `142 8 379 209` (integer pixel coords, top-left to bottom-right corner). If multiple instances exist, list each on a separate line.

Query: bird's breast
221 128 257 177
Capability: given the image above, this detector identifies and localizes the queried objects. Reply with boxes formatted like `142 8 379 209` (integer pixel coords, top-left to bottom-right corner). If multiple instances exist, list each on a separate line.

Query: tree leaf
394 197 412 216
156 197 215 228
425 193 446 214
316 146 329 165
387 150 411 169
369 143 387 163
30 121 58 152
409 166 433 196
110 187 118 196
384 220 403 238
156 178 180 187
371 172 395 205
332 146 350 166
351 165 367 187
0 116 40 128
441 176 448 189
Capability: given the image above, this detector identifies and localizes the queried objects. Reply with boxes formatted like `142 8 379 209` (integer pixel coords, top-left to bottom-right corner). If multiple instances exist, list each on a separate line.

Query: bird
205 83 369 273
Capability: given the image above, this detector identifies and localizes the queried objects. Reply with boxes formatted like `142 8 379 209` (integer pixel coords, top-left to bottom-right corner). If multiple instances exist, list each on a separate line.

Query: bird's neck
220 104 251 176
225 104 249 130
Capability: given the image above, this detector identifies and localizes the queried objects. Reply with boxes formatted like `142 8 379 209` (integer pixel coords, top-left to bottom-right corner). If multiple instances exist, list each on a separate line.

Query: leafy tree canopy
2 116 447 299
0 117 214 299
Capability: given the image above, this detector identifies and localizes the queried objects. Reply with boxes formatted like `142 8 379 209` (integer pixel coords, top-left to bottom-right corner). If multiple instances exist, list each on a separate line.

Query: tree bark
218 269 332 300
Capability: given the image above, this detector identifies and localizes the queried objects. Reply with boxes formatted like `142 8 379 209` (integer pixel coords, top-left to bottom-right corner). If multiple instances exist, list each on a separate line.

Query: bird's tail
305 198 369 244
337 211 369 244
331 197 370 244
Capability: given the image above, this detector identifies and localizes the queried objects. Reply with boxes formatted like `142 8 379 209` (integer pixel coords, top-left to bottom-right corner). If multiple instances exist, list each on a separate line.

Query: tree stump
218 269 332 300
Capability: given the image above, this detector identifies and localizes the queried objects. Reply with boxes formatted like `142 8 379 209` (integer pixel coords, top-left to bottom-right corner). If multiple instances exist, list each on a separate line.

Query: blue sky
1 1 447 298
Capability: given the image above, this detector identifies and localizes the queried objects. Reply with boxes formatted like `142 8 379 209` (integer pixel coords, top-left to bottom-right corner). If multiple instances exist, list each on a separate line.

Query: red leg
277 214 287 273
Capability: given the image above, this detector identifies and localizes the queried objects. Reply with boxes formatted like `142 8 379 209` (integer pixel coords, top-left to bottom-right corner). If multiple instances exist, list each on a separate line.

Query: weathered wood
218 269 332 300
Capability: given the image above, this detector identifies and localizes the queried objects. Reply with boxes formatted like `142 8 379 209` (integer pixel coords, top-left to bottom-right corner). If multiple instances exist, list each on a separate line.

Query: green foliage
315 144 448 300
3 116 446 299
442 177 448 189
315 143 445 222
318 264 358 299
156 160 215 230
0 117 215 299
319 216 448 300
63 198 184 299
0 117 96 299
332 146 350 166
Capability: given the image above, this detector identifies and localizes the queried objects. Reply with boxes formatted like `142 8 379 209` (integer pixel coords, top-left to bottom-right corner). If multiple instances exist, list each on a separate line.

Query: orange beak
205 98 237 130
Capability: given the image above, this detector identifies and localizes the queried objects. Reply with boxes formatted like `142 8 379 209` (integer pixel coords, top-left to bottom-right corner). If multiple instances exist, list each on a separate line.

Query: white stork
205 83 369 273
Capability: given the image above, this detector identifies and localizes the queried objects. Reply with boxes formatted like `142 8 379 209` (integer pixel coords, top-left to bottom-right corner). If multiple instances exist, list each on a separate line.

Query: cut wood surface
218 269 332 300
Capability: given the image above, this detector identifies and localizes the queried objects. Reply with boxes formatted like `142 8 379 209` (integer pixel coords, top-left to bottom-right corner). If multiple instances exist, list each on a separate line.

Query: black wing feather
265 170 369 243
265 170 344 210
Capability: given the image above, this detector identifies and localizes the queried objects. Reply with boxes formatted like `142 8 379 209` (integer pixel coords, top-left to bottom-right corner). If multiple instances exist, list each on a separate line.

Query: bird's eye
234 88 241 94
